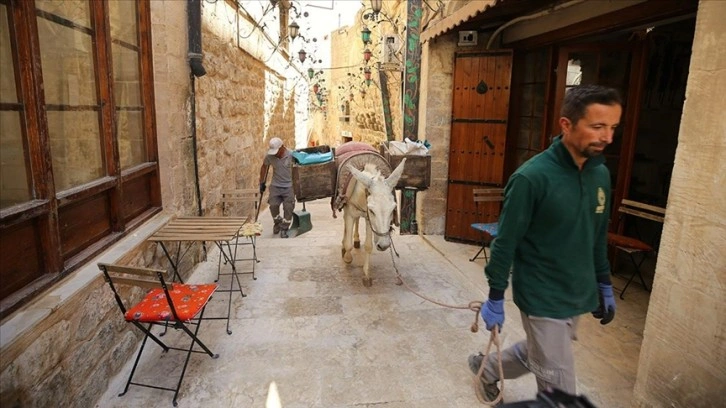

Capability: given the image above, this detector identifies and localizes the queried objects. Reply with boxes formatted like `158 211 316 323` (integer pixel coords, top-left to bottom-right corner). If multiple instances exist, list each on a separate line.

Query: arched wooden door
445 51 512 242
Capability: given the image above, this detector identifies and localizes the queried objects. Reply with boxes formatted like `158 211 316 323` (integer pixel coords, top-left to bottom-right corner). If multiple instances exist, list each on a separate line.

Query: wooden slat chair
469 188 505 263
607 199 666 299
99 263 219 407
219 189 263 280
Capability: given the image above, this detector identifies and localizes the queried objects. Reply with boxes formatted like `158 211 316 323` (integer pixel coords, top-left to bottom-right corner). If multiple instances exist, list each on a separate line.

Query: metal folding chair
607 199 666 299
469 188 504 263
218 189 263 281
99 263 219 406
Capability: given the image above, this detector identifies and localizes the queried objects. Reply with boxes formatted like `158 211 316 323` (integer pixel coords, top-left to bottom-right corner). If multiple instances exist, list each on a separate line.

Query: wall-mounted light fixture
363 48 372 63
363 67 372 81
298 49 307 63
307 67 315 79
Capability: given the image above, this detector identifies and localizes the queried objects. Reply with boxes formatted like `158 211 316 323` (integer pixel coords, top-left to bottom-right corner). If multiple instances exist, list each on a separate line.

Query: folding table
148 216 248 334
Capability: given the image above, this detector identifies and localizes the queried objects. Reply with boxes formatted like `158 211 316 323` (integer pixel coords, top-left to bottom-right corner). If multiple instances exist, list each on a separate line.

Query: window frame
0 0 161 317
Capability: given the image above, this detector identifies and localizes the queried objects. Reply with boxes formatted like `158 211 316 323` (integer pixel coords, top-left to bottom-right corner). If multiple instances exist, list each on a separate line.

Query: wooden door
445 51 512 242
550 43 646 227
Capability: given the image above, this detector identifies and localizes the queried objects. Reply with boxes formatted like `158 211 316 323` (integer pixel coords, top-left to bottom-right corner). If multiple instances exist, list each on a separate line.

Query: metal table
148 216 248 334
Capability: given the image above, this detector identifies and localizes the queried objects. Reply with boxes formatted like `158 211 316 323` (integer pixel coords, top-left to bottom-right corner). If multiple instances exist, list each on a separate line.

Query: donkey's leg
362 220 374 287
353 218 361 248
342 213 354 264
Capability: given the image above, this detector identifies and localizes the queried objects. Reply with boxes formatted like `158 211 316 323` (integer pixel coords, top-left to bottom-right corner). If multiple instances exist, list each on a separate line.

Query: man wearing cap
259 137 295 238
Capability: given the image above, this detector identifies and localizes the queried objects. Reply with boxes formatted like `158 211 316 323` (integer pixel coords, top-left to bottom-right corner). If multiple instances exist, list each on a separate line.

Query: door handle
482 135 495 150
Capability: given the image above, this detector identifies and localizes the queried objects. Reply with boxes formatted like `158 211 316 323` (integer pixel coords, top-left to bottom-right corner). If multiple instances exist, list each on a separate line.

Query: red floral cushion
125 284 217 322
607 232 652 252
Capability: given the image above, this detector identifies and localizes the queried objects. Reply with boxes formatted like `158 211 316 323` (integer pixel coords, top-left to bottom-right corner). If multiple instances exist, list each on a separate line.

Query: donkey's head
348 158 406 251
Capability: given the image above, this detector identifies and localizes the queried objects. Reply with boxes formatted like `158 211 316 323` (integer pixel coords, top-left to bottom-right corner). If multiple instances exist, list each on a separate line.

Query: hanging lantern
298 49 307 63
363 48 372 63
361 26 371 45
365 79 372 87
364 68 372 81
289 21 300 40
307 68 315 79
313 83 319 94
349 93 354 101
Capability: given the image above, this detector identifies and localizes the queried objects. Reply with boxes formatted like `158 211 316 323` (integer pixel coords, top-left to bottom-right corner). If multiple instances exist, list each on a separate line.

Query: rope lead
387 237 505 406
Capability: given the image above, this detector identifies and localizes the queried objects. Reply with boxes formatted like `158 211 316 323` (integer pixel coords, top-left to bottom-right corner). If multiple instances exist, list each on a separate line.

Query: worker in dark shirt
469 85 622 403
259 137 294 238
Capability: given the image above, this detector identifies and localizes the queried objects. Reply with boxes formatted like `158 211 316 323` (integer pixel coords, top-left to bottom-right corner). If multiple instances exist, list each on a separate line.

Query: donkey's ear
385 158 406 190
347 164 373 188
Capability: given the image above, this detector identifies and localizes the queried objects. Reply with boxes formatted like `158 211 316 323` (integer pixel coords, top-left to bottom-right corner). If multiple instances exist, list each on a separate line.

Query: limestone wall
0 241 175 408
154 0 299 217
0 1 303 406
632 1 726 405
417 32 458 235
196 0 297 217
153 1 198 215
312 1 406 149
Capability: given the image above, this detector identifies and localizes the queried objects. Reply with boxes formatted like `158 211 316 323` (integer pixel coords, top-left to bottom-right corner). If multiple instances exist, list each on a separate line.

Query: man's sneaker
280 229 289 238
468 353 502 405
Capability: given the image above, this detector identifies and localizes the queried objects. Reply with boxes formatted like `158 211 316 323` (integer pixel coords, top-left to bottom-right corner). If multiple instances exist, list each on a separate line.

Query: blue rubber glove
591 283 616 325
480 299 505 332
259 182 266 193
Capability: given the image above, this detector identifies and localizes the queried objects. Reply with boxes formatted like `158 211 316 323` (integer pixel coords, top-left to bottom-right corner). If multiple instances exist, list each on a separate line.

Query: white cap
267 137 283 155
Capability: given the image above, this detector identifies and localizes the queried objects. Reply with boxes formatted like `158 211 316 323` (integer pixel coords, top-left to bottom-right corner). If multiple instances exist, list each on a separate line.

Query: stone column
632 1 726 405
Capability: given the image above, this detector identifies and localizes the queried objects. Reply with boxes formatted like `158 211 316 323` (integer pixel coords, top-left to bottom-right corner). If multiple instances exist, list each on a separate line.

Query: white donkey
342 159 406 287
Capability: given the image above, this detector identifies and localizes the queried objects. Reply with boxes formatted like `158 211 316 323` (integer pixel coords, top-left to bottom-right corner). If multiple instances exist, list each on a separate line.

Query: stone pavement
96 198 649 408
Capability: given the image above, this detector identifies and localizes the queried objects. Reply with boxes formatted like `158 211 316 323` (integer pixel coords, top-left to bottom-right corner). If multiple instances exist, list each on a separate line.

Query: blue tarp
292 150 334 165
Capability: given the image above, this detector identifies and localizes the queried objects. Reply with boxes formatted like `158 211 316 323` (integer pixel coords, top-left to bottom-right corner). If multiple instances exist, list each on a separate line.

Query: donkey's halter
350 189 394 238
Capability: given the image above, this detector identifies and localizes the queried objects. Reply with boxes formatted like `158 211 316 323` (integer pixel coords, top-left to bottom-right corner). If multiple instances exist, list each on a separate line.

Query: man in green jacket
469 84 622 403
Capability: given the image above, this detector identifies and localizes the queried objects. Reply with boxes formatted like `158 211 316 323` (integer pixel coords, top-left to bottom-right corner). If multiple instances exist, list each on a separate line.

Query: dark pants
268 185 295 230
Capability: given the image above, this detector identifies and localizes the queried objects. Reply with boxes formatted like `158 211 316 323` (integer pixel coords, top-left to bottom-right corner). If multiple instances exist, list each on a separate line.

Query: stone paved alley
96 198 649 408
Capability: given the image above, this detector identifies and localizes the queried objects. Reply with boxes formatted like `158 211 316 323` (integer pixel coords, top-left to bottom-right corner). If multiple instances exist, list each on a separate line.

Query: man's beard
582 143 607 158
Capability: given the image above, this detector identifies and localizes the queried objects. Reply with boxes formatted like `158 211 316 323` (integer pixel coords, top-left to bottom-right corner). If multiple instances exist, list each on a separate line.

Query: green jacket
485 136 611 318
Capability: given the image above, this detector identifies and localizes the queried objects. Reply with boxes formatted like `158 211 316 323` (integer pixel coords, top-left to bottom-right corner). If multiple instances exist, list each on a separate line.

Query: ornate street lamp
298 49 307 63
370 0 383 20
370 0 383 14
